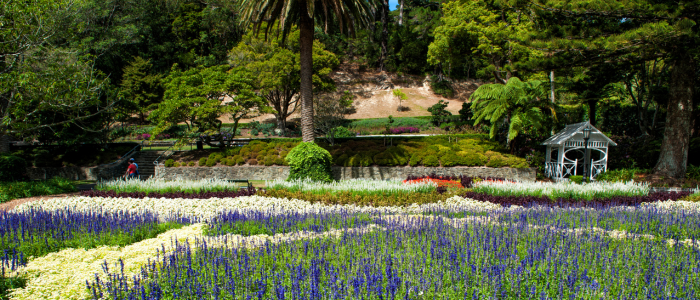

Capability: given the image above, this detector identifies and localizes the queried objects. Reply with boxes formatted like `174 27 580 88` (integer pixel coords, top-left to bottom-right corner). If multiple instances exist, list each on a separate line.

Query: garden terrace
162 135 529 169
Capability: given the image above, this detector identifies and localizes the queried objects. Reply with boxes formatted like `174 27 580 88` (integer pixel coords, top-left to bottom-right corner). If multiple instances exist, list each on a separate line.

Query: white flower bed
13 195 506 220
473 179 650 199
9 224 205 300
96 178 242 193
266 178 437 194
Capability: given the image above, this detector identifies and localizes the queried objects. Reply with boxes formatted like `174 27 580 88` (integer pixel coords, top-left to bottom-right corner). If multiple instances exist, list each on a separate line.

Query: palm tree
239 0 375 142
470 77 555 149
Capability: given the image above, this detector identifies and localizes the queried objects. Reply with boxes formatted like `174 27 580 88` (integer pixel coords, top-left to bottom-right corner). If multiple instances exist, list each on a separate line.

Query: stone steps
131 151 163 180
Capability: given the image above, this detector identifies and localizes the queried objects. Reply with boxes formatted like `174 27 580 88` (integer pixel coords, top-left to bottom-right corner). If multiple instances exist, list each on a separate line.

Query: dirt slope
230 63 483 124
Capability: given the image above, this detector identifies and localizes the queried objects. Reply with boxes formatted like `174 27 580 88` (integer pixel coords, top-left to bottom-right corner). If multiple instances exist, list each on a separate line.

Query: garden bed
161 135 529 169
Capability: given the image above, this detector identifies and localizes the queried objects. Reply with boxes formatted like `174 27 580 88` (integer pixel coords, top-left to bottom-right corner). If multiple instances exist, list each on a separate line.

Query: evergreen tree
119 57 163 124
527 0 699 178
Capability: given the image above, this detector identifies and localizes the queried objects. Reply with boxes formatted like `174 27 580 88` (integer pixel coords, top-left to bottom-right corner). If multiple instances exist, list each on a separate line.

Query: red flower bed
404 178 462 189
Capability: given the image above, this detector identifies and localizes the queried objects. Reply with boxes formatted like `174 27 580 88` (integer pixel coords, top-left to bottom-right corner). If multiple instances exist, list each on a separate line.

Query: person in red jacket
124 160 138 179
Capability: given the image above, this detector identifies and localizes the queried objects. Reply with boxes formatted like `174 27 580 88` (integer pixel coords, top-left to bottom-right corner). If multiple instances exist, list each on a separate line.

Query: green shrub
224 158 236 166
224 147 241 156
686 165 700 180
256 154 265 161
205 158 217 167
682 193 700 202
569 175 584 184
428 99 452 126
423 155 440 167
164 159 175 168
236 156 246 165
286 142 333 182
459 102 472 122
334 154 349 166
198 157 207 166
457 152 486 166
485 151 507 168
0 155 27 182
274 157 285 165
430 75 454 98
188 161 195 167
248 159 258 165
334 126 356 138
280 151 289 158
0 177 76 203
439 152 461 167
173 162 181 167
345 153 374 167
596 169 636 182
373 147 410 166
409 153 424 167
264 155 275 166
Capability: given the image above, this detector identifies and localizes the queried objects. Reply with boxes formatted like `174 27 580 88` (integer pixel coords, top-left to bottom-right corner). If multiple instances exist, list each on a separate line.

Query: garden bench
226 179 253 189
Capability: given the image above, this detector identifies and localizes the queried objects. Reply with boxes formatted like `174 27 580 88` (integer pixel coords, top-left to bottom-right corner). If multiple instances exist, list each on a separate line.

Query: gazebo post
557 144 565 179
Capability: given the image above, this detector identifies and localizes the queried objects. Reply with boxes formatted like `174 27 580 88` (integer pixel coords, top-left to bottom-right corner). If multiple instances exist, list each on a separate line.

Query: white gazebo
542 121 616 181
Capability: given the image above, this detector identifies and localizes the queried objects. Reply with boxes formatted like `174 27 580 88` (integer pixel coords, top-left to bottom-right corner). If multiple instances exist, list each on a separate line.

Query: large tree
0 0 115 151
148 65 270 146
238 0 375 142
525 0 699 178
228 25 338 133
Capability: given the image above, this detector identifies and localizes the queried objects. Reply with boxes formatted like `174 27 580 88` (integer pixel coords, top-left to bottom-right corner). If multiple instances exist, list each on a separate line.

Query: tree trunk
299 2 315 143
588 99 597 127
654 53 695 178
379 0 388 72
549 71 555 103
398 0 404 26
0 134 10 153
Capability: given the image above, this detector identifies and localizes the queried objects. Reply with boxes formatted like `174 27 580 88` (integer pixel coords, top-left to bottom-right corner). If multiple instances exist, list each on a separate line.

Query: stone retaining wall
26 152 137 181
155 166 536 181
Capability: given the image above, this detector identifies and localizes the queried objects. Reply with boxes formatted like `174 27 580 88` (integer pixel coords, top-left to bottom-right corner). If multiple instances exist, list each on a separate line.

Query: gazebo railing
545 160 577 180
564 141 608 148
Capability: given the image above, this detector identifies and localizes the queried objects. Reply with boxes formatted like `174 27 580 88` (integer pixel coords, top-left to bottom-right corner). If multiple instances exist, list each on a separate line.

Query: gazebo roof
542 121 617 146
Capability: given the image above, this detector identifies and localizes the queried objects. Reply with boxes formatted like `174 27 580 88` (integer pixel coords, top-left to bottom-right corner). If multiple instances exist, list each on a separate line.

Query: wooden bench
226 179 253 189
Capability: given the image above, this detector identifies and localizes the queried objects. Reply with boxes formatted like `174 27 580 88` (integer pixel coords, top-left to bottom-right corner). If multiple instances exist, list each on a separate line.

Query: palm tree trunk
654 53 694 178
379 0 388 72
299 2 315 143
398 0 404 26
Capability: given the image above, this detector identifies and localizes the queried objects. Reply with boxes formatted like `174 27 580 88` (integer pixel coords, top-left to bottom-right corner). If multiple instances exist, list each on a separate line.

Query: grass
0 178 77 203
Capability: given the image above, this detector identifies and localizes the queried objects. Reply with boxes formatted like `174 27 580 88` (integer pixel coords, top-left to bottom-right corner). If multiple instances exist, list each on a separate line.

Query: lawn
1 178 699 299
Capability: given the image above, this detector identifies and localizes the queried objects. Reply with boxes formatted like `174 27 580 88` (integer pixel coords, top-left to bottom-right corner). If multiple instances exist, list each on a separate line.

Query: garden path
0 193 79 212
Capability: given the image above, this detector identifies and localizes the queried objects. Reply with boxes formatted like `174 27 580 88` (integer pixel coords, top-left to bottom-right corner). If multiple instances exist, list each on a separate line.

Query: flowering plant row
463 191 692 208
472 179 651 200
266 178 437 196
81 187 256 200
389 126 420 134
87 210 700 300
95 178 244 194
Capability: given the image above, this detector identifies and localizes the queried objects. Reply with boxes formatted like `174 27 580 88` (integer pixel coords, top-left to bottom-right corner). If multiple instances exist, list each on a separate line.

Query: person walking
130 158 139 175
124 160 138 179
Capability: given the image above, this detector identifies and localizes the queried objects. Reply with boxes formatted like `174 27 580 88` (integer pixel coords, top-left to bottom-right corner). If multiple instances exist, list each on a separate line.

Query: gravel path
0 192 80 212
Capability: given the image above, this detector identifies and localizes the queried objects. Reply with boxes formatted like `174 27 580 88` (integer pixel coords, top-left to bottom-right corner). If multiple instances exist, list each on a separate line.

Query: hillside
234 63 483 124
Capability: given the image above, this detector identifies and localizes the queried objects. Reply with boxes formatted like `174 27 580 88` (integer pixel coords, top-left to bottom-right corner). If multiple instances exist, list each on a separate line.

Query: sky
389 0 399 11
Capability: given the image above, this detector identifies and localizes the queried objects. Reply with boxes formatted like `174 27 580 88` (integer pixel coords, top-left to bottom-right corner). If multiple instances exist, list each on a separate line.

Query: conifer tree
526 0 698 178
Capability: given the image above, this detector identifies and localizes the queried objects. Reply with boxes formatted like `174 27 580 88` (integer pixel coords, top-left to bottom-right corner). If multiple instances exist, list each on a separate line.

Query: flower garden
1 177 699 299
